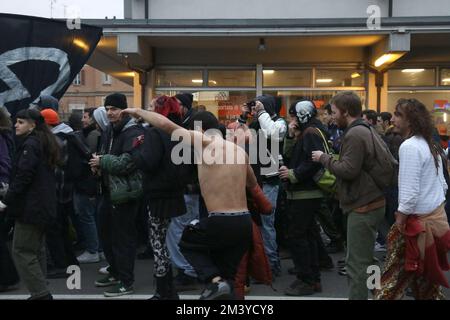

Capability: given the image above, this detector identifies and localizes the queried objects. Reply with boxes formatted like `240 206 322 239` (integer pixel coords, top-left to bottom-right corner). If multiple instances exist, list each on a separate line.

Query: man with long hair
375 99 450 300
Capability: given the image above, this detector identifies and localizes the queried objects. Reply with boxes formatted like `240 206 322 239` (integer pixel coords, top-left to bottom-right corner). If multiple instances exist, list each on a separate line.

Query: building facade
84 0 450 131
59 64 133 119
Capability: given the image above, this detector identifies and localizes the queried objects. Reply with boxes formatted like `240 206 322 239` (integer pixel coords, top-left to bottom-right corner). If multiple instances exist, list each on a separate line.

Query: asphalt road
1 248 449 300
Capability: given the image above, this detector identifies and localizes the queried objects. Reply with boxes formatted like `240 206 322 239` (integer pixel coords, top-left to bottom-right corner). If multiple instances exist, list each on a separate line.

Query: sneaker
27 293 53 300
374 242 387 252
103 282 134 297
95 275 120 287
77 251 100 264
99 252 106 261
199 281 232 300
174 272 199 292
284 280 315 296
98 265 111 275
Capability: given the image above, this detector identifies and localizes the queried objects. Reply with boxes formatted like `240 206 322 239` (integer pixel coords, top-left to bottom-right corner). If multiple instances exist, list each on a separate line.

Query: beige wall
59 65 133 115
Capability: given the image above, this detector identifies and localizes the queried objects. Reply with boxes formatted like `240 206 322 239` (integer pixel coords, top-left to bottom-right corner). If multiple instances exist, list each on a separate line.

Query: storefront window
388 68 436 87
208 70 255 87
440 68 450 86
315 69 365 87
264 90 366 118
156 69 204 87
155 90 256 126
263 69 312 87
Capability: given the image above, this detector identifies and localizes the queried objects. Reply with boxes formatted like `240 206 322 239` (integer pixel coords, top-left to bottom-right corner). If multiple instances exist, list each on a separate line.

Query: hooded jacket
283 118 328 199
3 132 57 228
248 95 287 179
100 116 144 194
93 107 109 132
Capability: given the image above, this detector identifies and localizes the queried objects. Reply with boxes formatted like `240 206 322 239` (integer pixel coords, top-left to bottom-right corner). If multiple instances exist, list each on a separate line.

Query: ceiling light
351 72 361 78
402 69 425 73
442 78 450 82
263 70 275 74
208 80 217 85
374 53 404 68
192 79 203 84
316 79 333 83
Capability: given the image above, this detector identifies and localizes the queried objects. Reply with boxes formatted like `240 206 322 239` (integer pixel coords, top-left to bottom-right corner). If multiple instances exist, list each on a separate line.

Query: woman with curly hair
375 99 450 300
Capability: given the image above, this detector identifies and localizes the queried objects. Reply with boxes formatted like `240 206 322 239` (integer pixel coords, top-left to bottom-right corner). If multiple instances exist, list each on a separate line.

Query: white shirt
398 136 447 215
257 112 287 142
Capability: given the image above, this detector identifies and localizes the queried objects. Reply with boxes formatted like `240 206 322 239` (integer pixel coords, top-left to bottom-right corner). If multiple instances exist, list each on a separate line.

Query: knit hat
104 93 128 109
34 95 59 111
40 108 60 126
175 93 193 110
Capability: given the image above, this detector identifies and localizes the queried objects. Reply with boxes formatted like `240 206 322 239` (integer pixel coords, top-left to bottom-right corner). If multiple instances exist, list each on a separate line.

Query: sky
0 0 124 19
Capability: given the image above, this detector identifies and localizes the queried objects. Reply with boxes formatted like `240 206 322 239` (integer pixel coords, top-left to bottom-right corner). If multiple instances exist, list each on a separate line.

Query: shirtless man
122 108 271 299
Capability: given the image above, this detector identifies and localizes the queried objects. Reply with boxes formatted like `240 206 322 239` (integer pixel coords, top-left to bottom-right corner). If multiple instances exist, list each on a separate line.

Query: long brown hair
395 98 441 171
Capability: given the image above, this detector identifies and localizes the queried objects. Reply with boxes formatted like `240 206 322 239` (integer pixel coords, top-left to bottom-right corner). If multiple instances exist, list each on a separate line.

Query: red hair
154 95 182 119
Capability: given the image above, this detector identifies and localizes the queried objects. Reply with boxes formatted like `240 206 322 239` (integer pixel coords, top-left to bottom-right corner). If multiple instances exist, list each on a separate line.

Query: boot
149 269 179 300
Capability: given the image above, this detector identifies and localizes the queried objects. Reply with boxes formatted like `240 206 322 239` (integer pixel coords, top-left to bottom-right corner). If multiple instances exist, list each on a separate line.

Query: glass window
156 70 204 87
155 90 256 126
440 68 450 86
263 69 312 87
315 69 365 87
388 68 436 87
102 73 112 85
208 70 255 87
73 73 82 85
264 90 367 118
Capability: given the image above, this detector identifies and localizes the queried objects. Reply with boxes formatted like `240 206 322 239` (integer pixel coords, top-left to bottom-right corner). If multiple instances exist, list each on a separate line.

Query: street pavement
1 248 449 300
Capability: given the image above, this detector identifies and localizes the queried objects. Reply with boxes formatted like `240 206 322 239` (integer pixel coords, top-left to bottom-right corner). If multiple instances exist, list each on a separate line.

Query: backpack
356 122 398 190
312 128 337 194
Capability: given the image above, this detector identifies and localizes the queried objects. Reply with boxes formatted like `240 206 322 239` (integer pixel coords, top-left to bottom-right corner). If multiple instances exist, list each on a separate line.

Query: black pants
180 214 252 283
98 195 138 287
286 198 321 284
0 216 19 286
46 202 78 269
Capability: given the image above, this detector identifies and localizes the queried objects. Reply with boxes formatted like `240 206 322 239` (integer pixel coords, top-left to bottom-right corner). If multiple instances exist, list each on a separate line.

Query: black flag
0 13 102 117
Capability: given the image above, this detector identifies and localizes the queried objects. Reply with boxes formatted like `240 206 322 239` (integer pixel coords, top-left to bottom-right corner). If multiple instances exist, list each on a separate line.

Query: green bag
101 153 144 205
312 128 337 194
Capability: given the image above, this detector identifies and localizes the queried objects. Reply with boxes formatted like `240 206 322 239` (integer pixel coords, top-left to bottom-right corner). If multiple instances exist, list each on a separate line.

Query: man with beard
312 91 386 300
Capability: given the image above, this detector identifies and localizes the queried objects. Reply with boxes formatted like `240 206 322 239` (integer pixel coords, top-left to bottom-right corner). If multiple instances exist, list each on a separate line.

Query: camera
246 100 256 108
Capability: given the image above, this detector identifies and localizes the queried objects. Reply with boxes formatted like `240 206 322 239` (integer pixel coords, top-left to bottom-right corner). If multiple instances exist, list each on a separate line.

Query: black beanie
175 93 193 110
104 93 128 109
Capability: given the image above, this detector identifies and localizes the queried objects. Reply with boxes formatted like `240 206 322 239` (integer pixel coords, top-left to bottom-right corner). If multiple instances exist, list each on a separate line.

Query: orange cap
40 108 60 126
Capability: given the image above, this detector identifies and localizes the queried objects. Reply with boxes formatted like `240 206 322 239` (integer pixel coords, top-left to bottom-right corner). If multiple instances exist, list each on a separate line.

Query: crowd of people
0 90 449 300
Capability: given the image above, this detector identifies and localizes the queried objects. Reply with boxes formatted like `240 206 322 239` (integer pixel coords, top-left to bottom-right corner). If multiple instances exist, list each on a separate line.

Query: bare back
197 137 249 213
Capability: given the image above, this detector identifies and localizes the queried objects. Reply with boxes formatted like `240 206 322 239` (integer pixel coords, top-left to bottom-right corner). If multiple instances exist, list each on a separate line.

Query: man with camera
239 95 287 277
